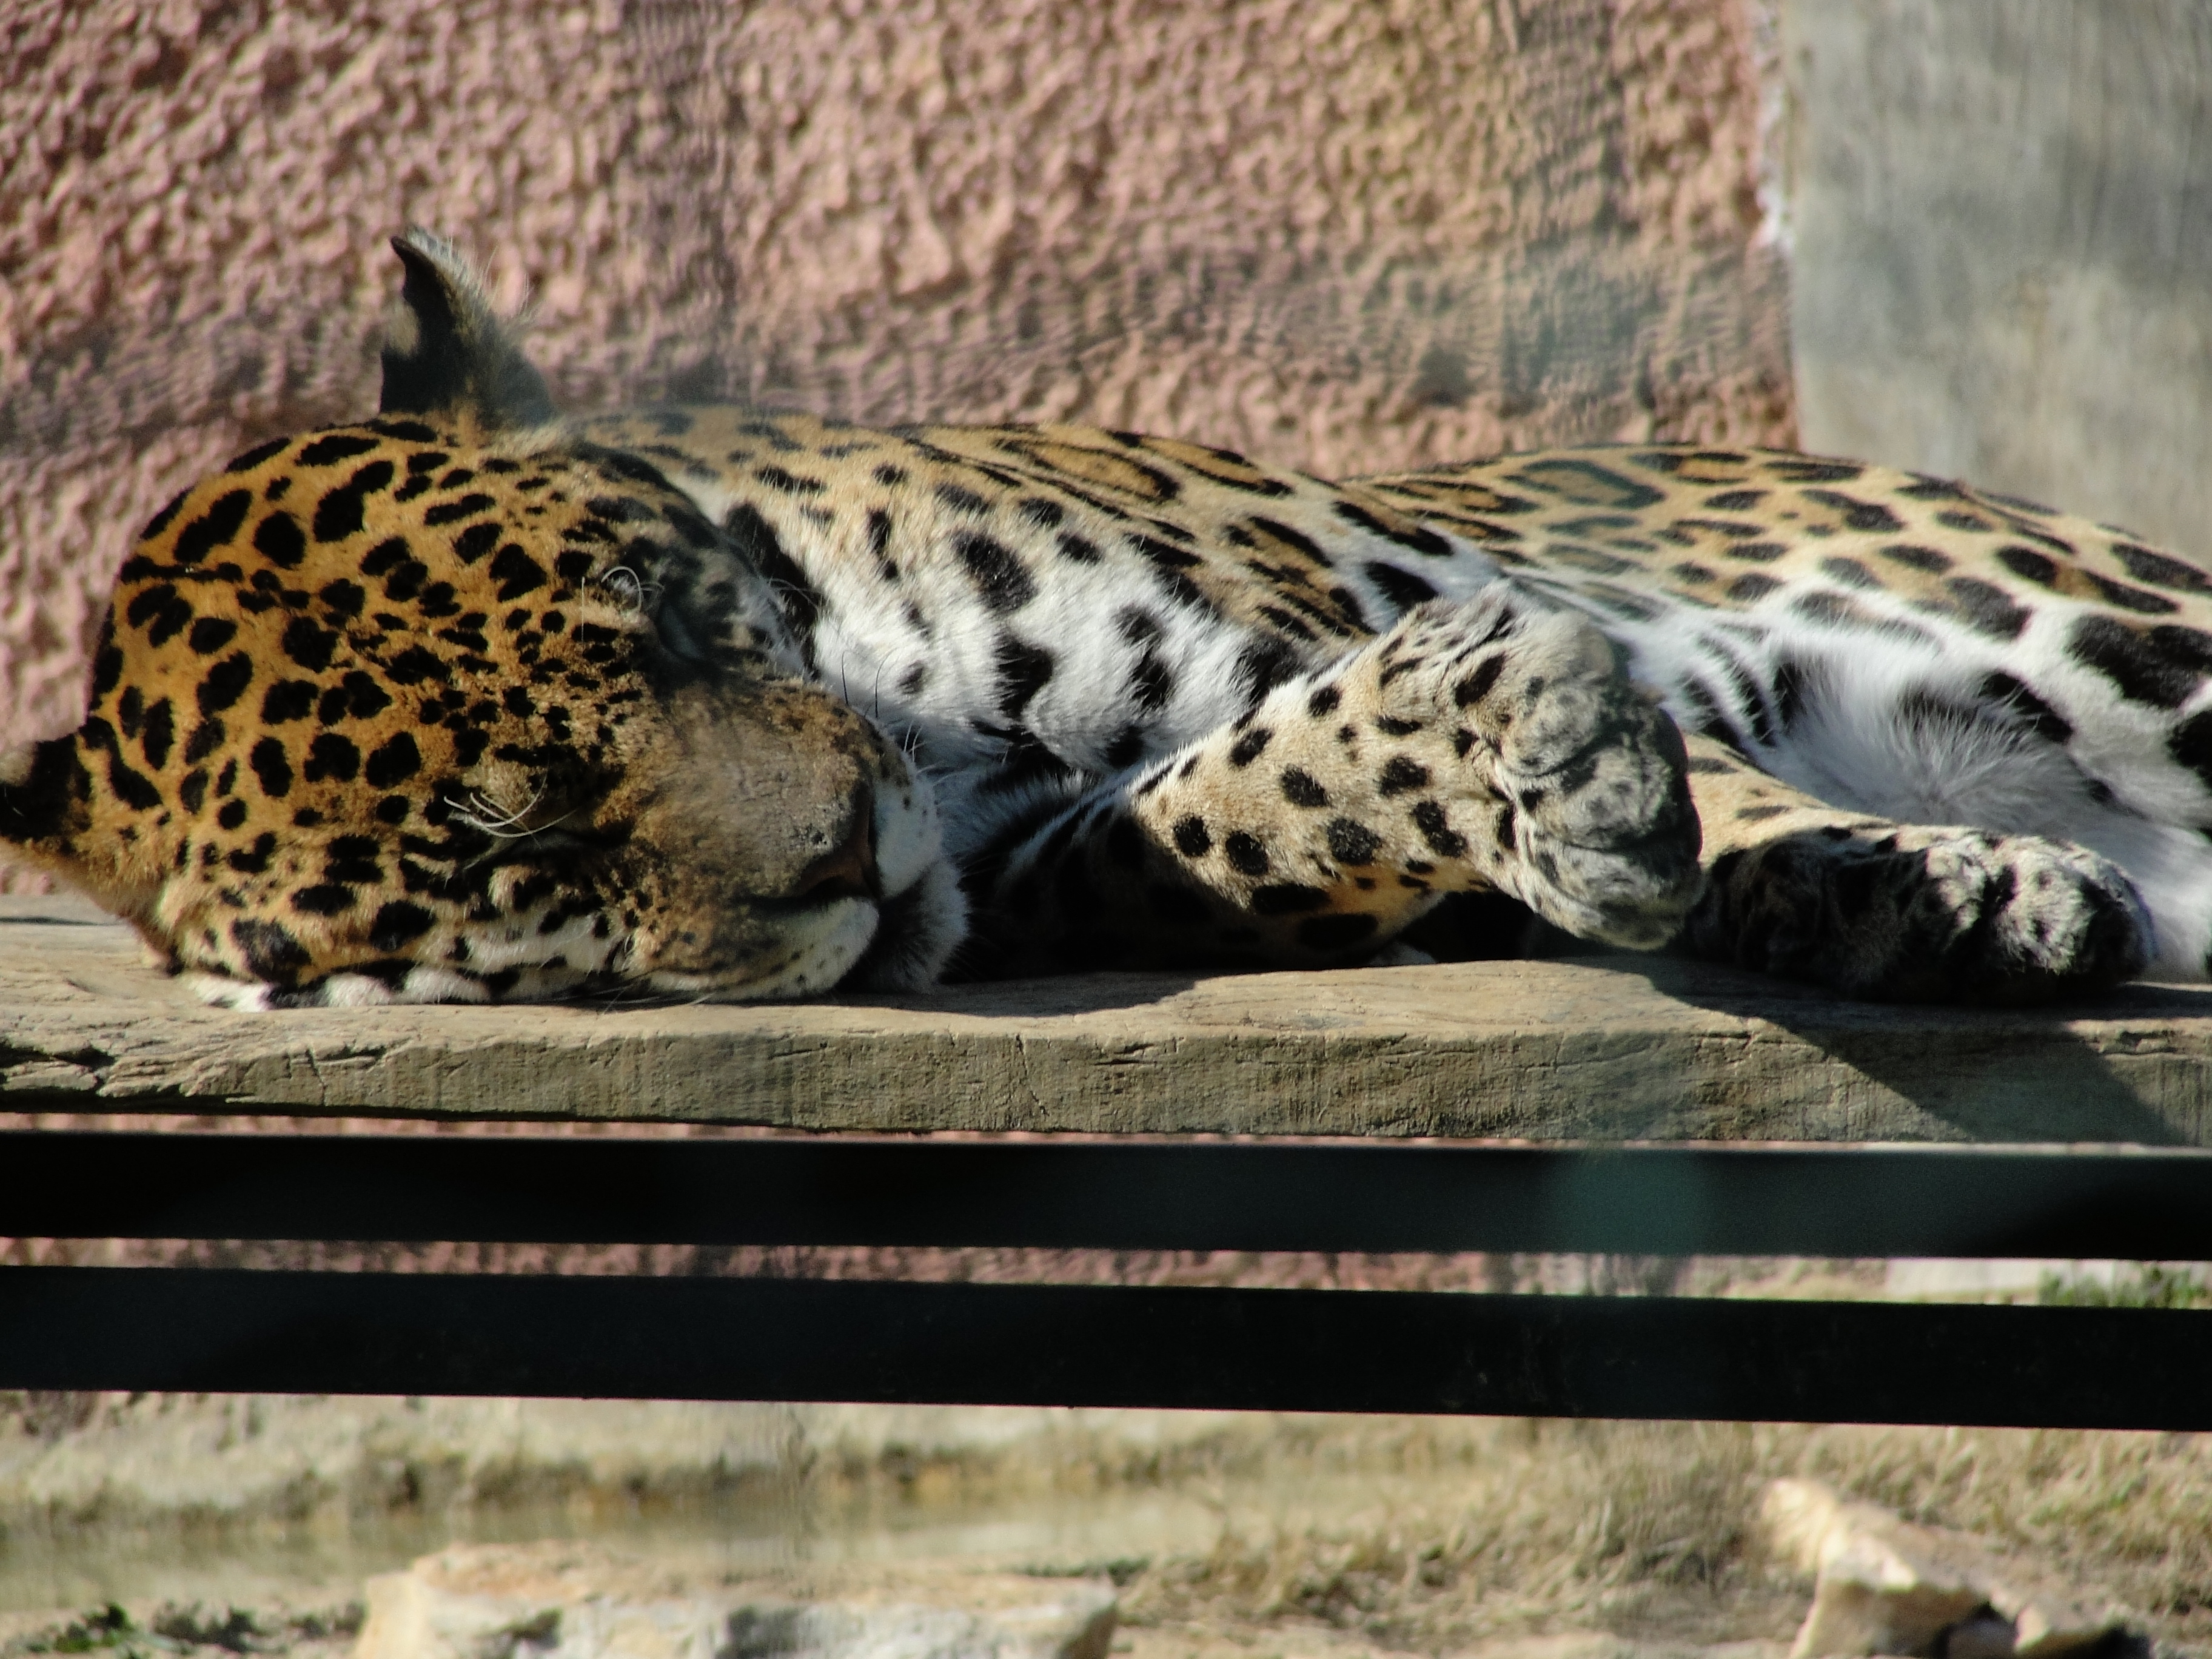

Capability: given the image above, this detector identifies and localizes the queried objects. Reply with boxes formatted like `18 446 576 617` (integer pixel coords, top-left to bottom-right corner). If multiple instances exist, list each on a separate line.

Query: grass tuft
1114 1419 2212 1656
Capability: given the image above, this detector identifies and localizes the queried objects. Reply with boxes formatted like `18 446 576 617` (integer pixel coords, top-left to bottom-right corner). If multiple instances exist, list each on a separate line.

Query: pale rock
354 1542 1118 1659
1443 1640 1794 1659
1759 1480 2125 1659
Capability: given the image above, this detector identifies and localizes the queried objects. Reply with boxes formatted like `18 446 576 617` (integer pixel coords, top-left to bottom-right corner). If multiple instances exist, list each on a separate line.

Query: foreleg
957 592 1703 976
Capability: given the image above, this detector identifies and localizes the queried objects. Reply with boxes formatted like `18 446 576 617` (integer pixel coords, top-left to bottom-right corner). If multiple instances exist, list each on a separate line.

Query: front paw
1377 592 1703 947
1121 588 1703 962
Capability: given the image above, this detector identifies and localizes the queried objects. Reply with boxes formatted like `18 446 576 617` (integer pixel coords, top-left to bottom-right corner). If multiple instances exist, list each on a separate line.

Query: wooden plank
7 897 2211 1142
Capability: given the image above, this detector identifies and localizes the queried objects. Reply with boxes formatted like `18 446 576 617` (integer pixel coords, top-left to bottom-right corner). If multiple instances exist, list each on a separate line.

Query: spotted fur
2 231 2191 1006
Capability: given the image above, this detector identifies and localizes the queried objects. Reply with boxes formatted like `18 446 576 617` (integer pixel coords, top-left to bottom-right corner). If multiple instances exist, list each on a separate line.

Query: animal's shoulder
569 405 1503 649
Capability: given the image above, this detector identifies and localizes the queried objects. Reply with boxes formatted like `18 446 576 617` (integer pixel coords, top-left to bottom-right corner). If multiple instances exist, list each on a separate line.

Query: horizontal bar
0 1268 2203 1428
2 1133 2210 1258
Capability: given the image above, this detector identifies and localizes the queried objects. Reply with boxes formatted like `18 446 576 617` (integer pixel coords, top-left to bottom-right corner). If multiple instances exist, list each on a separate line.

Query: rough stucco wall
0 0 1788 771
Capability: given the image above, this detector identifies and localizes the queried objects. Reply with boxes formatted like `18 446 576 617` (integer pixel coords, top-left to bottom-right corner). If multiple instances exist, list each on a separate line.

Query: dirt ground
0 1412 2204 1659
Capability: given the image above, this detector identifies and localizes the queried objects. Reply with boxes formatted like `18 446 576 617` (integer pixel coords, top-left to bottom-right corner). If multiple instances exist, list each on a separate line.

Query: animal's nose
794 788 880 904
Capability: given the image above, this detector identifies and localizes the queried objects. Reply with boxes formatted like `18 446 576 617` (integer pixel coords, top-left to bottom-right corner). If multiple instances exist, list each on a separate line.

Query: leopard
4 227 2200 1011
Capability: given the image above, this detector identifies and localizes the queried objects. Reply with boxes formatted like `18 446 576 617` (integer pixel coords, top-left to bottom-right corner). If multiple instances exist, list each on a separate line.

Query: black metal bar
0 1267 2204 1428
2 1133 2210 1258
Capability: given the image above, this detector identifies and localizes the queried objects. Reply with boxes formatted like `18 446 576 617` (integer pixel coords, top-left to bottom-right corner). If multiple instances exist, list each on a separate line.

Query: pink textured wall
0 0 1787 791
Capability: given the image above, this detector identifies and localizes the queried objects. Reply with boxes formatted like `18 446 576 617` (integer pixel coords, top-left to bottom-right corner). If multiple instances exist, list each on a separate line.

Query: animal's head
0 230 959 1007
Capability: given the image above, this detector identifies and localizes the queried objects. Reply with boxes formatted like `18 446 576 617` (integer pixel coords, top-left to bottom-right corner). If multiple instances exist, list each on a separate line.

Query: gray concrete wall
1786 0 2212 558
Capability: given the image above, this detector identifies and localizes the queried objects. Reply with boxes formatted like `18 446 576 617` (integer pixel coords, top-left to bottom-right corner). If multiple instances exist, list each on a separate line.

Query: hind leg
1680 736 2153 1002
2010 799 2212 981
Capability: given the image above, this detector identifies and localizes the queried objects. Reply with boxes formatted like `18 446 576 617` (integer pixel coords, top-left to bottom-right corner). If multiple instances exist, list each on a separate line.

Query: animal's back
577 406 2212 976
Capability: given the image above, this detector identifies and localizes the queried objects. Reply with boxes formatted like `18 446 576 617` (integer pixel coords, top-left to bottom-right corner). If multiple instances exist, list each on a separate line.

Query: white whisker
451 786 573 841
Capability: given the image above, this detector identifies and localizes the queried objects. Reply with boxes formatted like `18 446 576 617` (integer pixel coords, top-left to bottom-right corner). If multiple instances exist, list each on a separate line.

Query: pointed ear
378 228 556 434
0 736 90 851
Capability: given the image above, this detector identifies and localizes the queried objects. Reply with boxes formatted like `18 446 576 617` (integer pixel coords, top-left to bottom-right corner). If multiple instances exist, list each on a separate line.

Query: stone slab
1760 1479 2124 1659
354 1544 1117 1659
4 898 2211 1143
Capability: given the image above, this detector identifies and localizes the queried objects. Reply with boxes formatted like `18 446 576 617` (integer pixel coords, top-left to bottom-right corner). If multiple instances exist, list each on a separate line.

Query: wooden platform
6 895 2210 1144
